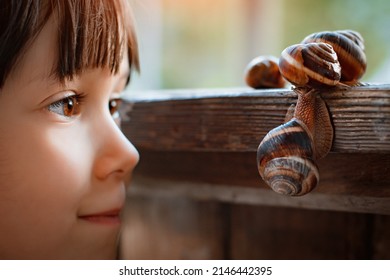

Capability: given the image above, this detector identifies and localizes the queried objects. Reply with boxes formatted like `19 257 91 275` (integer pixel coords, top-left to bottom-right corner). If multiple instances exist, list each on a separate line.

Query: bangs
52 0 139 82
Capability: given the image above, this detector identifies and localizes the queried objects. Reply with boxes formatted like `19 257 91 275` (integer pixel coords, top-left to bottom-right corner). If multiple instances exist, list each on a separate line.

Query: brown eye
108 98 122 116
48 95 81 118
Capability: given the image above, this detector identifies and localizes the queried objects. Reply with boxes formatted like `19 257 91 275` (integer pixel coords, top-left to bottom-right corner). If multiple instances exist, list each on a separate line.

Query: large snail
301 30 366 85
245 56 286 89
257 118 319 196
257 87 333 196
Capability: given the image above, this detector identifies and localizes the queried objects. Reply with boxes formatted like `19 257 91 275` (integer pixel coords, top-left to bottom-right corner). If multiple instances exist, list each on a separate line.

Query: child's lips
79 209 122 225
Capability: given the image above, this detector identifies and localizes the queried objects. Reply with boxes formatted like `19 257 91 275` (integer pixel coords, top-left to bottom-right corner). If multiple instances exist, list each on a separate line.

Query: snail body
292 88 334 160
245 56 286 89
302 30 366 85
278 42 342 89
257 118 319 196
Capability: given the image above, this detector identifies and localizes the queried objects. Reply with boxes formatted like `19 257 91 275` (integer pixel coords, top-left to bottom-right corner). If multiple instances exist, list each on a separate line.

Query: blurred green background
129 0 390 90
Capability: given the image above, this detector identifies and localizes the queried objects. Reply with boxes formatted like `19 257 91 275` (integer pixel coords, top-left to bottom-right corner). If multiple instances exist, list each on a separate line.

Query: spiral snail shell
245 56 286 89
302 30 366 85
278 42 342 89
257 118 319 196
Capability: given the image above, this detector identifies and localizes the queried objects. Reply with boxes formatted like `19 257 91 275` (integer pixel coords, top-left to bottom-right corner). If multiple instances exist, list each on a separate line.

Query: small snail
245 56 286 89
302 30 366 85
278 42 343 89
257 118 319 196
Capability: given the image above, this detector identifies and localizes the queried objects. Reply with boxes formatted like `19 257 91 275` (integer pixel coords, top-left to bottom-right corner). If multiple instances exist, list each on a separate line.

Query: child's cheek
0 119 92 256
0 117 93 211
45 123 94 192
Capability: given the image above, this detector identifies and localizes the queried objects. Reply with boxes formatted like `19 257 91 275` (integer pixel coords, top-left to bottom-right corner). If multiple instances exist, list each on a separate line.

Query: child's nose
93 116 139 181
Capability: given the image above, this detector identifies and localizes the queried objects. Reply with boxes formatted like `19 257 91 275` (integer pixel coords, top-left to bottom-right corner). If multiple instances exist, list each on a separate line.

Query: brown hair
0 0 139 88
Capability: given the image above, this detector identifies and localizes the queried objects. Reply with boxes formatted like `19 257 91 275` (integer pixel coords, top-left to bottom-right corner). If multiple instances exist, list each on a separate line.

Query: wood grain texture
122 85 390 214
129 151 390 215
120 196 389 259
122 85 390 152
120 86 390 259
229 204 373 259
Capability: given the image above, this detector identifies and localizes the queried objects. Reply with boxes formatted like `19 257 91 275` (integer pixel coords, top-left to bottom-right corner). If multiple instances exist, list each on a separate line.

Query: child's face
0 17 139 259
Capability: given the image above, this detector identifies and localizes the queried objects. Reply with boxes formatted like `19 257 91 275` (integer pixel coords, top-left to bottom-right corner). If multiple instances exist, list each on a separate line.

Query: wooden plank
133 151 390 196
129 175 390 216
372 215 390 259
129 151 390 215
122 85 390 153
229 204 373 259
120 194 382 259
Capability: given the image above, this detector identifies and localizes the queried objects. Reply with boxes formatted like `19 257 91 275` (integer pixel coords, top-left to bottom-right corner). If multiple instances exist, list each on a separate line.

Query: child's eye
109 98 122 117
48 95 82 118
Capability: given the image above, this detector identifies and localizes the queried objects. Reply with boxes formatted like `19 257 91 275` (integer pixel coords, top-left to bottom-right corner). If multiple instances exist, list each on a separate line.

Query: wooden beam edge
129 175 390 216
122 84 390 153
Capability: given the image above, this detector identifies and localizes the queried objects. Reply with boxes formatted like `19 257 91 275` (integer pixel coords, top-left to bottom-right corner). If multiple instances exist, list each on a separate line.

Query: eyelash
47 93 86 118
47 93 123 119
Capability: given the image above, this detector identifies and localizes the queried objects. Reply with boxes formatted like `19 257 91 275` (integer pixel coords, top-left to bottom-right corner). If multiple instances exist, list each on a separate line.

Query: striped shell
257 118 319 196
278 42 342 89
245 56 286 89
302 30 366 85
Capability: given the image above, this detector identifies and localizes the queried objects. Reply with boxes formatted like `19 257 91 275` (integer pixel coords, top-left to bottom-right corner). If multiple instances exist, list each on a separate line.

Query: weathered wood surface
120 86 390 259
120 197 227 260
122 85 390 153
228 204 389 259
121 194 390 259
122 85 390 215
129 151 390 215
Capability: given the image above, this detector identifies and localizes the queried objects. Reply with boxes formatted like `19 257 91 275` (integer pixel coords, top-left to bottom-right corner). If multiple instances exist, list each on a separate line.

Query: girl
0 0 140 259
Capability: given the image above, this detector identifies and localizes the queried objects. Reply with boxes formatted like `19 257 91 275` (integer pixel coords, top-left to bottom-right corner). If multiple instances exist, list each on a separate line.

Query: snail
301 30 366 85
258 42 340 196
278 42 343 89
277 41 345 159
257 118 319 196
245 56 286 89
257 88 333 196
